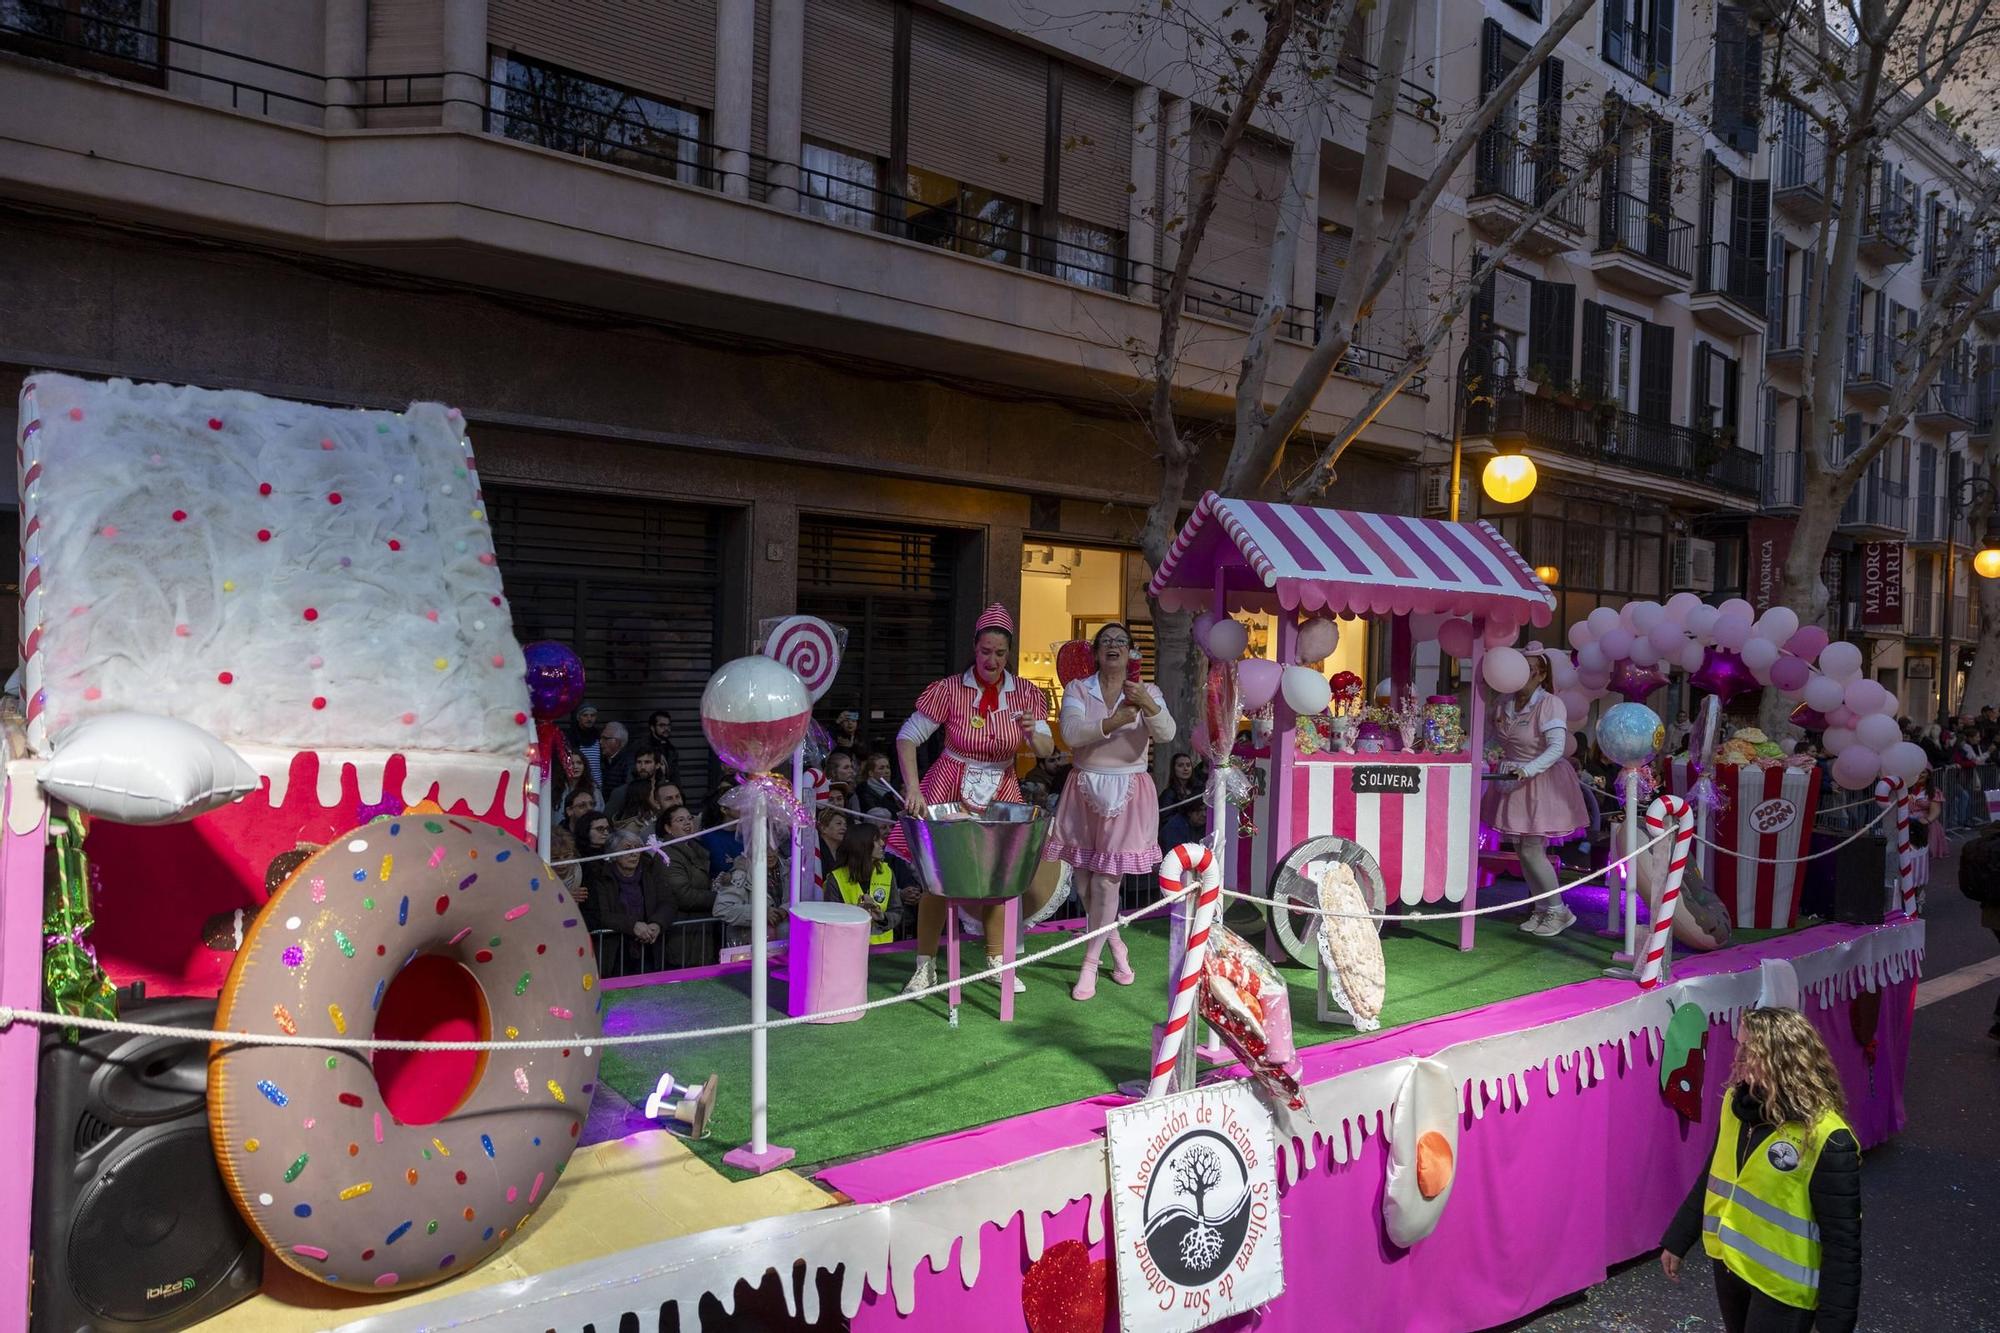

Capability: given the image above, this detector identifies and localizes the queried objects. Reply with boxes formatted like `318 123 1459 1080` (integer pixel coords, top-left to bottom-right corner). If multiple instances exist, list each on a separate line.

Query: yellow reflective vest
1701 1088 1853 1310
830 863 895 946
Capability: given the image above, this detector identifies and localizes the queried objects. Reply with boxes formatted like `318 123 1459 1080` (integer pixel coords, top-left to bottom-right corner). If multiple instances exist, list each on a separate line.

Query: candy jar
1354 720 1387 754
1423 695 1464 754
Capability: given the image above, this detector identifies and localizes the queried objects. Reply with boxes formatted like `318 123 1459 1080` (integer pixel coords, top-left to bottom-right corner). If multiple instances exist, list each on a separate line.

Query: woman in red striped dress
894 604 1053 995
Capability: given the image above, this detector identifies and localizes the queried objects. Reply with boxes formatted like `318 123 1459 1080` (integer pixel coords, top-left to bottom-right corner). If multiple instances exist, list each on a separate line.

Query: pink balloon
1665 592 1703 618
1821 726 1857 755
1714 613 1753 651
1855 713 1901 751
1560 689 1592 725
1871 687 1901 716
1483 646 1531 693
1881 741 1928 783
1577 643 1608 673
1193 612 1217 647
1566 621 1594 651
1826 706 1859 731
1629 639 1660 667
1578 665 1612 692
1831 746 1881 790
1784 625 1830 661
1769 656 1811 694
1685 605 1721 640
1437 618 1476 658
1562 730 1579 758
1599 627 1635 659
1630 602 1665 632
1803 674 1846 713
1237 658 1282 710
1843 676 1888 716
1648 622 1685 656
1818 641 1863 681
1740 638 1781 672
1678 639 1707 672
1586 606 1622 637
1485 619 1521 648
1718 598 1755 621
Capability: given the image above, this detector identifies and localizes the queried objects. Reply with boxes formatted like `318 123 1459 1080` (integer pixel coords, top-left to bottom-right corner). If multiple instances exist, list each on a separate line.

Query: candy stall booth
1147 492 1556 951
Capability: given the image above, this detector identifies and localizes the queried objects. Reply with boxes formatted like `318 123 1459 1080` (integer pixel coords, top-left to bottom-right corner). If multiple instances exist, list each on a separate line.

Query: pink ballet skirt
1483 690 1590 840
1046 770 1163 876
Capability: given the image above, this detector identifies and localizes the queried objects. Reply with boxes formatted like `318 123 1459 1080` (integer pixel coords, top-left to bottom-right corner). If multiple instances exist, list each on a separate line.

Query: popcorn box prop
1668 759 1822 928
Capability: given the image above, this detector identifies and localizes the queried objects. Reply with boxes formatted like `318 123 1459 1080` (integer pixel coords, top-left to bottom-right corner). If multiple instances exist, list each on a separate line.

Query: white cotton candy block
41 712 259 824
17 374 530 756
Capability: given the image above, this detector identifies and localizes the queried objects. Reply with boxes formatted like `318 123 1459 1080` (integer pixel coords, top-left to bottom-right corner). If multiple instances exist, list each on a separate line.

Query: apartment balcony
1974 252 2000 333
1772 128 1828 223
0 20 1434 448
1690 240 1767 338
1838 472 1907 537
1977 365 2000 440
1765 293 1807 373
1761 448 1803 512
1915 379 1976 432
1843 332 1894 406
1859 204 1916 266
1468 129 1584 256
1591 190 1694 296
1470 387 1758 498
1921 249 1976 302
1908 490 1943 546
1908 595 1938 642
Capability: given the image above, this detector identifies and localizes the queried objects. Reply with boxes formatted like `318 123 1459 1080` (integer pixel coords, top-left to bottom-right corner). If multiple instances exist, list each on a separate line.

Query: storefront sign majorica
1748 517 1795 614
1106 1082 1283 1333
1859 541 1904 627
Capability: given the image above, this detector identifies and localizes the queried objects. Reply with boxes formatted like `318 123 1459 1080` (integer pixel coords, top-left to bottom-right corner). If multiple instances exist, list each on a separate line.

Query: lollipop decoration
761 614 844 703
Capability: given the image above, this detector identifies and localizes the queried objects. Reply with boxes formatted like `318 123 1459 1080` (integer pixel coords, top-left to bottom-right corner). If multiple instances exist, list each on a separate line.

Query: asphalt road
1508 845 2000 1333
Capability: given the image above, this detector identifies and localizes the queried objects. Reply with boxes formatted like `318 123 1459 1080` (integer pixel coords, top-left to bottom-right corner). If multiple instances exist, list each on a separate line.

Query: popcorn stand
1148 493 1556 952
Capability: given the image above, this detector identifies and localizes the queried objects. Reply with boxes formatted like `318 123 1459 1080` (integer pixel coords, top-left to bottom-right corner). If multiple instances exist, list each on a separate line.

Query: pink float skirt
1483 761 1591 841
1044 771 1162 875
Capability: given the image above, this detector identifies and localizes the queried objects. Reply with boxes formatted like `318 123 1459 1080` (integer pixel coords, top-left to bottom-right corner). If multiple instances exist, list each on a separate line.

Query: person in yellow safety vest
1658 1007 1862 1333
828 819 897 947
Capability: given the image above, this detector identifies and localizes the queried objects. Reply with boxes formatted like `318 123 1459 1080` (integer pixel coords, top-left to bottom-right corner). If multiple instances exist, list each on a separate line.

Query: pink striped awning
1148 492 1555 625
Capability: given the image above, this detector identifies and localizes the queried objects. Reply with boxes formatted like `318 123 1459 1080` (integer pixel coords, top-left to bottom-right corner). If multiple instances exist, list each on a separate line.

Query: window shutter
1058 73 1133 231
1722 355 1740 435
1480 18 1504 96
1713 4 1744 148
1639 321 1674 422
1190 121 1288 303
1697 152 1715 259
1315 224 1352 305
1529 280 1575 386
488 0 719 110
1469 253 1497 386
366 0 442 125
1649 121 1674 211
802 0 896 158
1651 0 1676 91
1739 26 1763 146
1692 345 1711 429
1602 1 1624 71
1740 178 1770 258
1598 95 1625 249
1580 300 1607 398
908 7 1047 203
1538 56 1565 164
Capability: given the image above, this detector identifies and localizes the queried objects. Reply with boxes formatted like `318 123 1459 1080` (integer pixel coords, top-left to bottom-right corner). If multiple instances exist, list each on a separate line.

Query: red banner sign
1748 518 1795 614
1859 541 1904 626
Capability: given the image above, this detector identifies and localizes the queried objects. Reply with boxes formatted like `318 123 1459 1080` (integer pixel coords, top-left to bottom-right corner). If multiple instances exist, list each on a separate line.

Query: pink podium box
785 901 872 1023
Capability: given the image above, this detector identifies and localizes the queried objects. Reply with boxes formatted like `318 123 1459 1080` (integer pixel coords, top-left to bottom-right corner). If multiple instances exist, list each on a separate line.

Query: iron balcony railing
1471 128 1585 232
1978 360 2000 433
1845 331 1893 391
1597 189 1693 278
1481 384 1758 497
1840 472 1906 530
1694 240 1767 316
1767 291 1808 358
1774 120 1827 198
1917 376 1975 423
1910 491 1942 542
1763 447 1804 508
1861 203 1916 255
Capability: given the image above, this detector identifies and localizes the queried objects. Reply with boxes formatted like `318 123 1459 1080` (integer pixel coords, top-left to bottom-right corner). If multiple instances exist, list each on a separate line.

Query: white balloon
1548 653 1577 687
1577 643 1608 673
1881 741 1929 783
1280 664 1333 715
1630 601 1665 632
1678 640 1707 672
1740 638 1781 672
1685 605 1721 640
1567 621 1595 651
1207 618 1250 661
1629 639 1660 667
1854 713 1901 751
1803 674 1846 713
1482 646 1531 694
1718 598 1755 621
1843 677 1888 716
1756 607 1800 644
1296 618 1340 664
1666 592 1703 618
1871 688 1902 716
1819 640 1863 681
1587 606 1622 637
1821 727 1856 754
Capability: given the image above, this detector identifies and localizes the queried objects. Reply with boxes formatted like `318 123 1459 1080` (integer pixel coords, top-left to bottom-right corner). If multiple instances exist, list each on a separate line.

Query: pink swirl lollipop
762 615 842 703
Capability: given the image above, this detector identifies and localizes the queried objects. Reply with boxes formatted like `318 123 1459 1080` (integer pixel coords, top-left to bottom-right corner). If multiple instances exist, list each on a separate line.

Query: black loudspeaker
30 997 261 1332
1831 832 1889 925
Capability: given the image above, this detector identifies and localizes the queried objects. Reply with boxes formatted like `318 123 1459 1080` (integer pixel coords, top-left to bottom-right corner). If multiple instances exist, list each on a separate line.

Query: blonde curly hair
1730 1007 1847 1145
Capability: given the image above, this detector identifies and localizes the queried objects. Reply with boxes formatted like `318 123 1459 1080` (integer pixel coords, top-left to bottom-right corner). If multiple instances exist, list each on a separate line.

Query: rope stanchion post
1611 768 1641 956
1637 795 1694 988
722 788 794 1173
1149 844 1221 1099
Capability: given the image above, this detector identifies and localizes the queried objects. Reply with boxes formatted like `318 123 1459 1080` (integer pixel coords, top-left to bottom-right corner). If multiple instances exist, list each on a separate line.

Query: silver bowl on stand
896 802 1051 901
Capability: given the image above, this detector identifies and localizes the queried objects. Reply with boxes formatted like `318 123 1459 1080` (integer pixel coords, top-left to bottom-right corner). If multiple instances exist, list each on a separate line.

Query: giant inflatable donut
210 811 601 1293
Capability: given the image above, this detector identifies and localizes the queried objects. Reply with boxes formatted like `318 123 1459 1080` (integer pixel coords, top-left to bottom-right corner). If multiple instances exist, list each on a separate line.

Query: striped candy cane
1873 777 1915 917
1638 795 1694 990
1147 842 1222 1099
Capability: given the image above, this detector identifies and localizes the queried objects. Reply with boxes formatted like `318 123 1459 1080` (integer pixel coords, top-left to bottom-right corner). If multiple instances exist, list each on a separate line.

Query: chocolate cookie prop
209 813 600 1293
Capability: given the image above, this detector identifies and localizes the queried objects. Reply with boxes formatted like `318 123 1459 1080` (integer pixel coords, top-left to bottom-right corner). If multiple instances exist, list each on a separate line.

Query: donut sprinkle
327 1002 346 1034
284 1153 309 1183
310 876 326 903
294 1245 329 1262
385 1220 412 1245
503 904 530 921
273 1004 298 1035
480 1134 496 1158
529 1171 546 1203
548 1006 573 1020
514 972 531 996
545 1080 566 1104
428 846 448 868
397 896 408 925
374 1113 385 1143
380 855 394 881
513 1067 529 1095
431 1138 451 1157
257 1080 289 1107
339 1181 374 1201
334 930 356 958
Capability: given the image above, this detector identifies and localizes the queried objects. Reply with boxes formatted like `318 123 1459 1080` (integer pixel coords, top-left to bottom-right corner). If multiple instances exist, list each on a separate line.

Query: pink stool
785 901 871 1023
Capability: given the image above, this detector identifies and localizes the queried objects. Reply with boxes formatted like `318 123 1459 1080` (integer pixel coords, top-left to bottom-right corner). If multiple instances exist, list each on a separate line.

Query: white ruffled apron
945 748 1009 810
1074 758 1148 819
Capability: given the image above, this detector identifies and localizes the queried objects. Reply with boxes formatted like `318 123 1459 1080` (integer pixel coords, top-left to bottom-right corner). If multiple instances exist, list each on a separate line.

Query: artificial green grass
596 908 1786 1179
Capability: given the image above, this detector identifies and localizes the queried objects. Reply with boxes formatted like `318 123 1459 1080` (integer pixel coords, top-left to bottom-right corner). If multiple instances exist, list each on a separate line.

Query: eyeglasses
1098 636 1132 649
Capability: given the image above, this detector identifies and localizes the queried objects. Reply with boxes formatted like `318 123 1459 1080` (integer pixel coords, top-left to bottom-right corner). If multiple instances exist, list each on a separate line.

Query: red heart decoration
1056 641 1096 685
1022 1238 1110 1333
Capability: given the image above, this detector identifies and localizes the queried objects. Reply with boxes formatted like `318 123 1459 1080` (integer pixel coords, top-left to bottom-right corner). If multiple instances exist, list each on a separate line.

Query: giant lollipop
702 655 812 774
762 614 843 703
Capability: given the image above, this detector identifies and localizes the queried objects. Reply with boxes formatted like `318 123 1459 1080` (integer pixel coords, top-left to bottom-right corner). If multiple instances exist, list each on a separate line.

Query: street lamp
1936 466 2000 737
1448 332 1532 522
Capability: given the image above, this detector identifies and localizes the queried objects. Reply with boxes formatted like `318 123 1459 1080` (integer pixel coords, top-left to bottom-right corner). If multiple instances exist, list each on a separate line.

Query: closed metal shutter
487 487 723 799
366 0 442 127
797 518 958 742
908 7 1046 202
1059 73 1132 230
751 0 770 157
1191 119 1287 309
802 0 895 158
488 0 718 111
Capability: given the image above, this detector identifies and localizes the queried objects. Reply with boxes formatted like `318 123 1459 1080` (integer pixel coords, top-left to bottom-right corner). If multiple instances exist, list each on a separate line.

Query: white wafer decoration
1147 842 1222 1099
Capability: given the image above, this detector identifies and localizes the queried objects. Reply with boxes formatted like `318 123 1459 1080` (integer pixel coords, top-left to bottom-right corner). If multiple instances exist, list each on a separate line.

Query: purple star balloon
1607 658 1670 704
1689 647 1758 707
523 640 586 721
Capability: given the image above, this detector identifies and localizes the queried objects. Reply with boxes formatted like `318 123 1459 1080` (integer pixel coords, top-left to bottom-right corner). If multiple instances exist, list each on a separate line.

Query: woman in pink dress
1048 623 1176 999
894 604 1052 995
1486 651 1590 937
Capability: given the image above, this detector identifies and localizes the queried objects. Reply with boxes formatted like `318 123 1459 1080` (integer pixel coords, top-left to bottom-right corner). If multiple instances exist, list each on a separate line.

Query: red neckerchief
973 671 1003 715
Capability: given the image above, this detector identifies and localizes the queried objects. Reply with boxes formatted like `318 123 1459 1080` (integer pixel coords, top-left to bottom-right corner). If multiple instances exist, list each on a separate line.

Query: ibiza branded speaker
1830 832 1889 925
30 996 261 1332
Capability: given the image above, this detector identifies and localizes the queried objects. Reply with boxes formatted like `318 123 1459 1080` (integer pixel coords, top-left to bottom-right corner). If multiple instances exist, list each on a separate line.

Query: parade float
0 394 1924 1333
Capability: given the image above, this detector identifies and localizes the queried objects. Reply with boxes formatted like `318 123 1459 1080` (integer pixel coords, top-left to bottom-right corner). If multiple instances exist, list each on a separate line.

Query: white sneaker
902 957 936 995
1519 906 1549 933
988 960 1025 993
1531 903 1577 936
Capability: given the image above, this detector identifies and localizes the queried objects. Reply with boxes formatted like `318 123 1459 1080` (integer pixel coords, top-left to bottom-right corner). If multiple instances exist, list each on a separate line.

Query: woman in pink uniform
1048 622 1176 1000
894 604 1053 995
1486 651 1590 937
